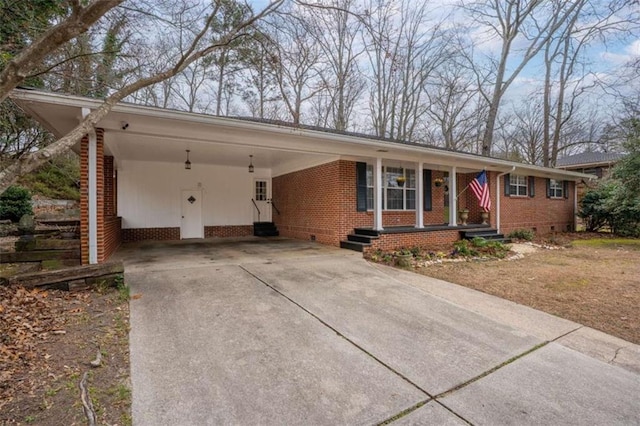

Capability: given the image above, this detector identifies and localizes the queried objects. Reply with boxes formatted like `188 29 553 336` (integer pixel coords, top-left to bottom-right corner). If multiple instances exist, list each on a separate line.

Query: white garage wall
117 160 270 229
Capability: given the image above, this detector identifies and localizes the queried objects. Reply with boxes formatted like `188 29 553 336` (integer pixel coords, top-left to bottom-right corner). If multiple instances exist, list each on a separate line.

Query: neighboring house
12 90 592 265
556 152 624 202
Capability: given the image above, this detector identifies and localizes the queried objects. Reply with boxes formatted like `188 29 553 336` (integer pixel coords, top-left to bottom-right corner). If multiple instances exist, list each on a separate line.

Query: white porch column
374 157 384 231
82 108 98 264
415 162 424 228
449 166 457 226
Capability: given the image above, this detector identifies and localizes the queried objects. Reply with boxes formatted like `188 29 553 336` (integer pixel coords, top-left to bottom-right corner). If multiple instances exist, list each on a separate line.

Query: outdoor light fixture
248 155 254 173
185 150 191 170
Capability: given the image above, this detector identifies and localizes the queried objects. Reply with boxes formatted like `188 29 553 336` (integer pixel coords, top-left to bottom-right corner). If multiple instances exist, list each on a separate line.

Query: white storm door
253 179 271 222
181 189 203 239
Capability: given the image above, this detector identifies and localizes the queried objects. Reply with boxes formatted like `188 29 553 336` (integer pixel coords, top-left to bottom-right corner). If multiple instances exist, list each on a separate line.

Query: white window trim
549 179 564 199
509 174 528 197
366 164 416 211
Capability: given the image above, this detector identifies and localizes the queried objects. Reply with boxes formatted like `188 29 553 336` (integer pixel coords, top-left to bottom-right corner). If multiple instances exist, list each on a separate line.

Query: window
365 165 415 210
255 180 267 201
509 175 528 196
549 179 563 198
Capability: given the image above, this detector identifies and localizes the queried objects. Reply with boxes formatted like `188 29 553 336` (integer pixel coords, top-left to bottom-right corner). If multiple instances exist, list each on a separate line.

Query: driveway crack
239 265 432 399
435 342 548 400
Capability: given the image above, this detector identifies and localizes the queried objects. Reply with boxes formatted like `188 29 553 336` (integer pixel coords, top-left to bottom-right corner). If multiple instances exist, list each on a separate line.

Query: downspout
496 166 516 233
574 180 578 231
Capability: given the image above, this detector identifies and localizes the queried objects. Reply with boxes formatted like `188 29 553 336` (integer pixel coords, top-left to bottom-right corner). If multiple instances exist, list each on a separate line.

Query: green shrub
0 186 33 222
453 240 478 257
508 229 535 241
471 236 488 247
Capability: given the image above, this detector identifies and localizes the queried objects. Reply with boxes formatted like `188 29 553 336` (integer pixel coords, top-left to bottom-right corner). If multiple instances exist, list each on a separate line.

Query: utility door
253 179 271 222
181 189 203 239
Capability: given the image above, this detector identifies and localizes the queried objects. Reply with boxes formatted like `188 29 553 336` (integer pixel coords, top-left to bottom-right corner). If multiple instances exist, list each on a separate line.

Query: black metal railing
251 198 261 222
269 199 281 215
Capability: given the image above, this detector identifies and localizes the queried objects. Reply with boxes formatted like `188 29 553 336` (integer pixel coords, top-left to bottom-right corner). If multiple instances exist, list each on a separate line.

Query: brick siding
272 161 344 246
499 175 574 235
273 161 455 248
104 217 122 260
272 161 574 252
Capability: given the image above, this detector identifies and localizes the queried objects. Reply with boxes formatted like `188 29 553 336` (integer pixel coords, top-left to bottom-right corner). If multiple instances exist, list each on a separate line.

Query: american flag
470 170 491 211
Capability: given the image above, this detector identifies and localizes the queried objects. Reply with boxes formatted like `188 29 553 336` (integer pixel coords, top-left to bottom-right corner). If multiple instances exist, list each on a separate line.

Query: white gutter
496 166 516 233
10 89 595 181
574 181 579 231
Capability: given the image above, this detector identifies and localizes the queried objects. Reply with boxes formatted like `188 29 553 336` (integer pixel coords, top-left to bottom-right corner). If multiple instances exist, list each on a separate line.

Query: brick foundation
205 226 253 238
364 229 461 253
122 227 181 242
122 225 254 242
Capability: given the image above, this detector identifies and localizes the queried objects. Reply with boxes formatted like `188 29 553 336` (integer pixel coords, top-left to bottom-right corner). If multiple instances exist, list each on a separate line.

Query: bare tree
306 0 365 131
540 0 636 166
508 100 545 164
240 32 282 119
461 0 582 156
425 56 487 151
172 58 216 113
264 10 325 124
1 1 286 193
363 0 448 141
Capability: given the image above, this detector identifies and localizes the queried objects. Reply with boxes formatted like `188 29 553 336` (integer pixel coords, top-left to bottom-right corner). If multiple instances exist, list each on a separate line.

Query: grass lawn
413 235 640 344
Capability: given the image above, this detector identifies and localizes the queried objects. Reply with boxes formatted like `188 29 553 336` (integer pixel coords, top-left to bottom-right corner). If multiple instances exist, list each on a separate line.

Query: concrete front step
347 234 378 244
353 228 381 237
340 240 369 252
253 222 279 237
255 230 280 237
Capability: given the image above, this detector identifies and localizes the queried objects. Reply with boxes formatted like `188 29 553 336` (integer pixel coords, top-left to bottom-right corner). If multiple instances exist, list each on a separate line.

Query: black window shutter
528 176 535 198
356 162 367 212
563 180 569 199
423 169 432 211
504 174 510 196
546 179 552 198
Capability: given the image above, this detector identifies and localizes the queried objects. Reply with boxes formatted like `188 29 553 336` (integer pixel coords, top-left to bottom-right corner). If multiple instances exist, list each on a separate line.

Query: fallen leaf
131 294 143 300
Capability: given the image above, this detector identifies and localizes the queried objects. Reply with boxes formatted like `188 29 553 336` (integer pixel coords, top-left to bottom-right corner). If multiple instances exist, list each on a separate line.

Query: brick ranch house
12 90 593 265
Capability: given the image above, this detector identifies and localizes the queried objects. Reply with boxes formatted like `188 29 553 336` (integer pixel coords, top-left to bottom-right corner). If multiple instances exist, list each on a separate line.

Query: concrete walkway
121 238 640 425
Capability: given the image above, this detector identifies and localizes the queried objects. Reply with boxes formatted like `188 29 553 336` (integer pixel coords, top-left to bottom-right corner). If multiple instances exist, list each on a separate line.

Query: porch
339 224 509 253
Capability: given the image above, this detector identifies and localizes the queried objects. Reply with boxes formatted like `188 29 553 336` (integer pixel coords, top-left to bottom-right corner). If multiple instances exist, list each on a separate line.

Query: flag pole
457 182 471 200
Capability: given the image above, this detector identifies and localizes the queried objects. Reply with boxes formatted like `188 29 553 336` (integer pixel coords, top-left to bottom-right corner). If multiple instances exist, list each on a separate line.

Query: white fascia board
271 155 340 177
11 89 595 181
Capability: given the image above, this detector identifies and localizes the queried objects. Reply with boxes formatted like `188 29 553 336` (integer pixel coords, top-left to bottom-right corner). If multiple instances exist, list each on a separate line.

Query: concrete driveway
121 237 640 425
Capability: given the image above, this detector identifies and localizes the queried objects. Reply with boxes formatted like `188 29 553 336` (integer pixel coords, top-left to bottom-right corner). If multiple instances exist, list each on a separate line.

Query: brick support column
80 128 105 264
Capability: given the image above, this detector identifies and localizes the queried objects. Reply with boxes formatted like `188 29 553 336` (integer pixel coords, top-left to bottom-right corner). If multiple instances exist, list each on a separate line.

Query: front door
181 189 203 239
253 179 271 222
